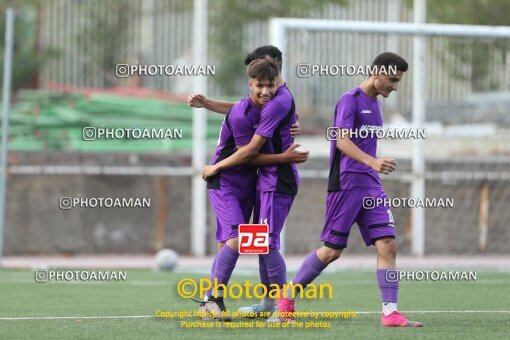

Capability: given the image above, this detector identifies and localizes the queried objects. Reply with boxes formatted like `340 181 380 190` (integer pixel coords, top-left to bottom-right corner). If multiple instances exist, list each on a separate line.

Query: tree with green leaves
207 0 346 95
0 2 60 93
425 0 510 91
75 0 140 88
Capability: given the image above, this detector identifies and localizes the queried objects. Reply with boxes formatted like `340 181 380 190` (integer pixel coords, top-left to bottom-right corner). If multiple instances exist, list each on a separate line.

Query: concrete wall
4 153 510 255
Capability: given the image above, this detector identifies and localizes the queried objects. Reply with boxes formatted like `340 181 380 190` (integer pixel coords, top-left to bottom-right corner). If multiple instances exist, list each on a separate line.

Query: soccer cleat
238 304 275 319
196 297 232 322
266 298 295 323
380 311 423 327
196 301 213 321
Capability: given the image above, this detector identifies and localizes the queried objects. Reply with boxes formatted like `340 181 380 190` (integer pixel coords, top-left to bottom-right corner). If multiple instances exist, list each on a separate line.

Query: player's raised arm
336 133 396 175
202 134 267 179
203 123 306 179
189 93 301 136
187 94 235 114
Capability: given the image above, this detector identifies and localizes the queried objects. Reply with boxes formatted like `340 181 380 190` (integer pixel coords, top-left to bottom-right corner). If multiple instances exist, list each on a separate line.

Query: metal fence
38 0 510 117
3 0 510 256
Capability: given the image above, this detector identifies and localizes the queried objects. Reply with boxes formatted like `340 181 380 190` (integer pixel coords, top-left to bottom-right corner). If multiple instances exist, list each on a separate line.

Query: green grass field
1 269 509 339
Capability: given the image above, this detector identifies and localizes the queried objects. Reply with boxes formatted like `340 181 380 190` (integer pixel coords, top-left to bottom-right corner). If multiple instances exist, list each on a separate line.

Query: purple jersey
255 84 299 195
328 87 383 191
208 97 259 194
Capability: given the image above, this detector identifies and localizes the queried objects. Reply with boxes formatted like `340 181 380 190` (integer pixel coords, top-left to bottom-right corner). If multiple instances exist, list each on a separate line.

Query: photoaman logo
239 224 269 254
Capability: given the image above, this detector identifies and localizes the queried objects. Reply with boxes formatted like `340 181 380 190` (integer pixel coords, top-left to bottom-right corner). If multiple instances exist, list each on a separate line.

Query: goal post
191 0 208 257
270 17 510 256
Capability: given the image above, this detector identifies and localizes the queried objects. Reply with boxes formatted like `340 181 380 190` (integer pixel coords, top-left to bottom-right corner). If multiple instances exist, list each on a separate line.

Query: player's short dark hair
371 52 408 74
244 45 283 70
246 56 280 81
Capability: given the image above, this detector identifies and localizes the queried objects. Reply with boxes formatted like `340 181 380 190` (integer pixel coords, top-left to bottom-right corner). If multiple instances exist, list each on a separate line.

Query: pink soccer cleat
381 311 423 327
266 298 295 323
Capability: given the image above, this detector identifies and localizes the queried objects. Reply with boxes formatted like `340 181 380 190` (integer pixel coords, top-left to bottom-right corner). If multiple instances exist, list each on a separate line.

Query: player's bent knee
226 238 239 250
375 238 397 257
328 249 342 263
375 237 395 246
318 246 342 264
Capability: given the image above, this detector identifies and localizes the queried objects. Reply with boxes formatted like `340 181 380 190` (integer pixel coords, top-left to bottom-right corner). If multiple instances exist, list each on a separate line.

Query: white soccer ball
31 263 49 272
155 249 179 271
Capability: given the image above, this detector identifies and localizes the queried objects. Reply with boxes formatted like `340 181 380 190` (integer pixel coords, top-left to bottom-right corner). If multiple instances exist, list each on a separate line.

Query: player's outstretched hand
368 157 397 175
290 121 301 137
283 144 309 164
188 94 207 108
202 165 219 180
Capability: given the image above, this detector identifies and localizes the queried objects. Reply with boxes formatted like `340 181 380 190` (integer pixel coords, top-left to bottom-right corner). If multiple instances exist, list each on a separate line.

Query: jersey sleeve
229 113 254 147
334 94 356 129
255 99 287 138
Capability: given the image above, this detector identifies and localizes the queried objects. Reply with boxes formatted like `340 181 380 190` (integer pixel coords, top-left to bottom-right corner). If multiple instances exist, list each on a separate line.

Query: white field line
1 311 510 320
0 278 510 286
355 311 510 314
0 315 153 320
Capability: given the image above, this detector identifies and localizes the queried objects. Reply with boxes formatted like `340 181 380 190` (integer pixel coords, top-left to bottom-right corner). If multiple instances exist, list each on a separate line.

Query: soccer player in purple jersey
197 57 308 321
188 46 301 267
276 52 423 327
187 46 301 138
190 46 304 316
201 46 302 318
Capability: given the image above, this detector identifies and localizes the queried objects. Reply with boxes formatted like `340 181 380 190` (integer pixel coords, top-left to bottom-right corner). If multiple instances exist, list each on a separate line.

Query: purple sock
205 254 218 298
208 245 239 297
260 248 287 288
258 255 271 290
376 269 399 303
292 251 327 288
